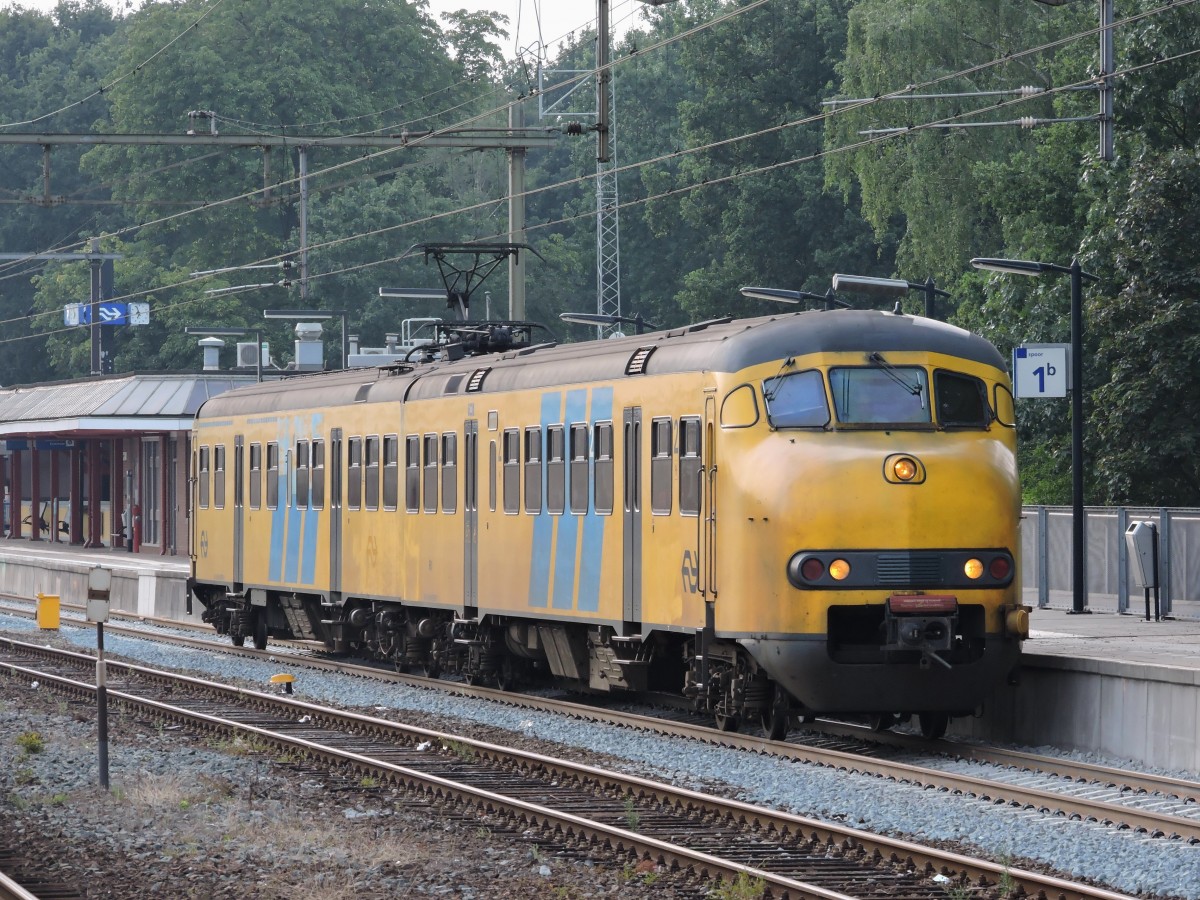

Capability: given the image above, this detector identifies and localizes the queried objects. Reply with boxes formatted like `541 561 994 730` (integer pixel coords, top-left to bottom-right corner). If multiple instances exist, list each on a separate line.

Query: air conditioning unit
236 342 268 368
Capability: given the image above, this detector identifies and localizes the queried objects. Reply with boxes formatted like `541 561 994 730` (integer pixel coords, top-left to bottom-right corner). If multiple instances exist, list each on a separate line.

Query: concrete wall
0 553 201 625
956 654 1200 773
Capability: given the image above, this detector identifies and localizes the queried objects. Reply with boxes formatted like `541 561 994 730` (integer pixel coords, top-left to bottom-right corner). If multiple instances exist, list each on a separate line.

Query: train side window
248 443 262 509
934 370 990 428
266 442 279 509
423 433 438 513
311 439 325 509
347 437 362 510
442 432 457 513
650 418 672 515
365 436 380 510
992 383 1016 428
383 435 398 510
502 429 520 514
524 426 542 514
762 370 829 428
295 440 310 509
546 425 565 515
198 446 210 509
679 417 702 516
593 422 614 515
405 435 420 512
213 445 226 510
569 423 589 514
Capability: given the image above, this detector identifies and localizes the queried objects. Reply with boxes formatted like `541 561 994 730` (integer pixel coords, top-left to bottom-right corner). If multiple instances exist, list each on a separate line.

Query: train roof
195 309 1006 420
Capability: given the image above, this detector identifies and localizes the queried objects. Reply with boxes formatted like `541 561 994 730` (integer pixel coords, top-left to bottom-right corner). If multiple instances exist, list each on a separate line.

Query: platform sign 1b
1012 343 1069 399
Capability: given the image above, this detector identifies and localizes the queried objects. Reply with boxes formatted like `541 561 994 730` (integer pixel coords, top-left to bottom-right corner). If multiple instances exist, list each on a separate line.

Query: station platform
960 607 1200 772
0 539 196 623
0 542 1195 772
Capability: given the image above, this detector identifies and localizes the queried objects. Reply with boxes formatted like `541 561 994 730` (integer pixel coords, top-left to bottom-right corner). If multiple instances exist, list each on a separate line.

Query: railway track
9 598 1196 845
6 597 1200 841
0 635 1138 900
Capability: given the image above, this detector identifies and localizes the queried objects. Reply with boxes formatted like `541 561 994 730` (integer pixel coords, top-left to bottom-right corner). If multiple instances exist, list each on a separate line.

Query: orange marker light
893 457 918 481
829 559 851 581
964 558 984 579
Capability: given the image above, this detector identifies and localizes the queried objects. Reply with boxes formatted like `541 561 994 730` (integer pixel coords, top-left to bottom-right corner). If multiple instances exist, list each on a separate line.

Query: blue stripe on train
577 387 612 613
551 389 588 610
528 392 560 608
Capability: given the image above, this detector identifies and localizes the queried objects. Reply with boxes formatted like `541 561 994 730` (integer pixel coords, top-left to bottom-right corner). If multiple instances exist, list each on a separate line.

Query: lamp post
184 326 263 382
832 274 951 319
263 308 349 370
971 256 1098 614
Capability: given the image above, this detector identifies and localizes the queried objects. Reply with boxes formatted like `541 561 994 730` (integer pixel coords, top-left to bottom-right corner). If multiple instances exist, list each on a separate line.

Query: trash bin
36 593 60 630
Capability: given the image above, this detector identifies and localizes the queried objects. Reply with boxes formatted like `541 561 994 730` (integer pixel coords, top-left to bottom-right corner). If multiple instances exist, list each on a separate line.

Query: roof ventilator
466 367 491 392
625 346 656 375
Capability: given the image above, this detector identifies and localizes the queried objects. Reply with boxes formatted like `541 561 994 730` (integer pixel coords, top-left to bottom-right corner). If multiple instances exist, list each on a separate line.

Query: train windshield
830 365 930 426
762 369 830 428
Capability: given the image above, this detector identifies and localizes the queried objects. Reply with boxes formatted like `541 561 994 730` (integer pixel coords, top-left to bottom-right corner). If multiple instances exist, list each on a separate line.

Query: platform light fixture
738 286 849 310
832 274 950 319
971 256 1099 615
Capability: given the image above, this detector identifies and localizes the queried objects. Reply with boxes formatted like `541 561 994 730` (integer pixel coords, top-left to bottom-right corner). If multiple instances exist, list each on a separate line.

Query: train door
233 436 244 585
702 396 718 604
622 406 643 627
463 419 479 611
329 428 343 603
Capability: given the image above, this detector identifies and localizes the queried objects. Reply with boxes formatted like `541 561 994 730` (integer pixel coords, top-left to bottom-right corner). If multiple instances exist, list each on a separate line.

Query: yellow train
189 307 1027 738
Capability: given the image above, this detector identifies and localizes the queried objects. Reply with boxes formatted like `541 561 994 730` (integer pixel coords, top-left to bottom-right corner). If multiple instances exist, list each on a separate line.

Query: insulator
1019 117 1038 129
563 121 585 136
1018 85 1044 97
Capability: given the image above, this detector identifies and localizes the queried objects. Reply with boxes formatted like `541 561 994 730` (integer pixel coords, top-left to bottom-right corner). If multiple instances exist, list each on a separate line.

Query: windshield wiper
869 352 923 398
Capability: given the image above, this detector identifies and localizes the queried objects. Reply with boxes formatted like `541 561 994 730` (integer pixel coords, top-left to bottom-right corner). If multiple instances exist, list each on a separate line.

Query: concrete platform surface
1028 606 1200 672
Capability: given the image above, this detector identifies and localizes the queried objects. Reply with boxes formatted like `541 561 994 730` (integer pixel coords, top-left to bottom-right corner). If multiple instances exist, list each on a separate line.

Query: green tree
1087 150 1200 505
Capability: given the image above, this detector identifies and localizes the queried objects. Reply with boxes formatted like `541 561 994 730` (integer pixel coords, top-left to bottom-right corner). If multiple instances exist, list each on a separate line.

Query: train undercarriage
194 586 988 740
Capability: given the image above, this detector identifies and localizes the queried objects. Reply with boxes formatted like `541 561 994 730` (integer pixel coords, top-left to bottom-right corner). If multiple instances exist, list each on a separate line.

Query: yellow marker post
270 673 296 695
35 593 60 630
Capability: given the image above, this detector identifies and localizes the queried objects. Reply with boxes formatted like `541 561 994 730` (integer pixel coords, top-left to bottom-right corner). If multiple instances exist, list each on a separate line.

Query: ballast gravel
3 613 1197 900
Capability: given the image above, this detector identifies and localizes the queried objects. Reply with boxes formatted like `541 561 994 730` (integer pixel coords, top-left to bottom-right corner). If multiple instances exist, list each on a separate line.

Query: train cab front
744 546 1026 719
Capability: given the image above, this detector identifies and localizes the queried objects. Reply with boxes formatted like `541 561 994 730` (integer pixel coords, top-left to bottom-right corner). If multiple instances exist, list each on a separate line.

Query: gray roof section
0 374 255 435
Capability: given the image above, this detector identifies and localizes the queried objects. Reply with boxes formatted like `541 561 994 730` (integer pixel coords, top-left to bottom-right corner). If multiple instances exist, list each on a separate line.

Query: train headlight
964 558 985 580
893 457 917 481
829 559 851 581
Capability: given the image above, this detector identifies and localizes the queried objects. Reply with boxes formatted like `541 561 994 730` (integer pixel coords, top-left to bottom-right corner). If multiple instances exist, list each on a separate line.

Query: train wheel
230 633 245 648
760 684 791 741
714 712 740 732
495 657 518 692
918 712 949 740
252 613 268 651
868 712 896 732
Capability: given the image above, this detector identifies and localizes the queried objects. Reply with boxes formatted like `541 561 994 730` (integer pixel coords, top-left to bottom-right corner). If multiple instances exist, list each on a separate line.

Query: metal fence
1021 506 1200 619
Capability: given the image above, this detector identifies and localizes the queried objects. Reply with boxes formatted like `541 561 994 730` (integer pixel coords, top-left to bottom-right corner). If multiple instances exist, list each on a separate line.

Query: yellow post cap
269 673 296 684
